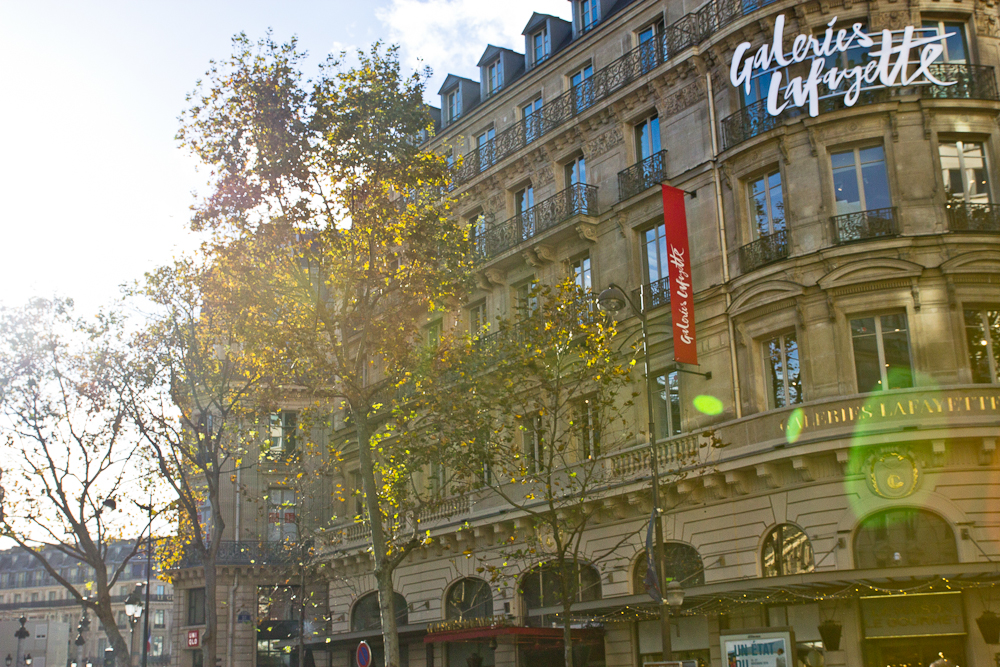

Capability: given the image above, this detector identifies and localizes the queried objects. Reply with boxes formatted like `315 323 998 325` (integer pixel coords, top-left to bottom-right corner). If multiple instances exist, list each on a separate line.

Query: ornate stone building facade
170 0 1000 666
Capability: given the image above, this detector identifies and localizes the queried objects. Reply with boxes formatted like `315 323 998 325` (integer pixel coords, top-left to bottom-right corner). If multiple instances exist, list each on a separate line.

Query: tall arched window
854 508 958 569
762 524 814 577
351 591 408 632
521 561 602 611
445 578 493 620
632 542 705 594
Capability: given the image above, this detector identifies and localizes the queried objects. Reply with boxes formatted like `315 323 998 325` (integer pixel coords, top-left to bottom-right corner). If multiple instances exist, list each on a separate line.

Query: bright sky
0 0 569 316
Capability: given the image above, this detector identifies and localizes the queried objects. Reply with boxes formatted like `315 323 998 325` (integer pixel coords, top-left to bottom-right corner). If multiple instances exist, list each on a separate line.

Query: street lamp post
13 616 29 667
136 498 154 667
76 607 91 667
125 583 145 661
597 283 674 660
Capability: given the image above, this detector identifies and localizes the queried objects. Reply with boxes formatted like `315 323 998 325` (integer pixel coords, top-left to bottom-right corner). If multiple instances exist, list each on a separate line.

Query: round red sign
357 641 372 667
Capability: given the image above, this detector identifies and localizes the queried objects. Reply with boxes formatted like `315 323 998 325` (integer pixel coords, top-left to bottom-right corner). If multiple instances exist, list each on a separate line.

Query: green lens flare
785 407 804 444
693 394 724 416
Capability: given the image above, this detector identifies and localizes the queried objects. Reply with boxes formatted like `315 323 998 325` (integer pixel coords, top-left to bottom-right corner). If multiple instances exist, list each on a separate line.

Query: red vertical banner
662 185 697 365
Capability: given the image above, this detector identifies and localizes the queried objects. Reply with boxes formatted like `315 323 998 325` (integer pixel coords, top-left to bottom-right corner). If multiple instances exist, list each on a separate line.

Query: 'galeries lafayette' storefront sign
730 16 958 117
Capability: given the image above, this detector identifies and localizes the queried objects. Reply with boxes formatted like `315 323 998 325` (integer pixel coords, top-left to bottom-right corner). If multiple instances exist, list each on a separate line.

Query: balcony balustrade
832 207 899 245
946 201 1000 233
738 229 789 273
177 540 303 569
923 64 999 101
618 150 668 201
633 275 671 313
472 184 598 263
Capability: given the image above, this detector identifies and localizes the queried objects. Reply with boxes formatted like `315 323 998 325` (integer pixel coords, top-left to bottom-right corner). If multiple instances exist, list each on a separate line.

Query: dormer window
580 0 599 33
487 60 503 96
447 89 461 123
533 29 550 65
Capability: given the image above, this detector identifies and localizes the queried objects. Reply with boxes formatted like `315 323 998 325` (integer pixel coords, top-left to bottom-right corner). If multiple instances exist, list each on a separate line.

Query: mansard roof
477 44 521 68
437 74 477 95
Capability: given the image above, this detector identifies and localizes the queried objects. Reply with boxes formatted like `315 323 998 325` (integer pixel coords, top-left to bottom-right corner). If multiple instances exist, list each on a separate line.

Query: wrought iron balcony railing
177 540 304 569
633 275 671 313
618 150 668 201
715 0 780 30
923 64 999 101
738 229 789 273
946 201 1000 233
474 295 600 353
472 184 598 262
832 207 899 245
665 1 717 55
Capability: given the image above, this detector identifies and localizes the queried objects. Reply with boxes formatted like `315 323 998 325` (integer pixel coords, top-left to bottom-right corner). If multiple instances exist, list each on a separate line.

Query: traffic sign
357 641 372 667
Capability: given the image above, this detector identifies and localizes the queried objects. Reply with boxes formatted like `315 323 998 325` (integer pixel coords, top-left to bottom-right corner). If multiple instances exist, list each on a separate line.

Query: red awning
424 626 603 645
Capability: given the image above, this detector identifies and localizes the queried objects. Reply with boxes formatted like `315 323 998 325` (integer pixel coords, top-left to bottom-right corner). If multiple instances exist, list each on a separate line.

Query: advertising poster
721 630 794 667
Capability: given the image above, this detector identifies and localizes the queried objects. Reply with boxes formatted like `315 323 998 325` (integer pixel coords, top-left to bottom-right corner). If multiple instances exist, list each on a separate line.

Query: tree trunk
562 579 574 667
92 599 133 667
202 481 226 667
355 410 402 667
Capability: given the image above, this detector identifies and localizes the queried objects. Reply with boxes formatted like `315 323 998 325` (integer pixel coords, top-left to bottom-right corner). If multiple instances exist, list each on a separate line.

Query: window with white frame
940 140 991 203
764 332 801 408
523 97 543 143
523 413 546 474
571 254 592 292
571 63 594 111
477 127 496 171
850 313 914 392
579 0 599 32
748 169 786 238
154 609 166 628
266 410 297 455
638 19 665 72
922 20 969 63
487 59 504 95
447 88 461 123
576 398 600 459
515 278 539 317
965 308 1000 383
566 155 586 188
469 301 488 337
653 370 682 439
643 224 668 290
426 319 443 348
533 28 550 64
469 211 488 257
151 636 164 656
635 114 661 161
266 488 297 542
831 145 892 216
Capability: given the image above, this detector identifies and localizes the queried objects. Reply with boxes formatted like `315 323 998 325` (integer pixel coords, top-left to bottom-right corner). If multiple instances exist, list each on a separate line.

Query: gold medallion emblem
867 450 919 499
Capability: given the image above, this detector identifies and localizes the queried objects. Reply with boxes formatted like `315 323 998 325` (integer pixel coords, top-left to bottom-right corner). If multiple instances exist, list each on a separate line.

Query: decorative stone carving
586 126 624 158
532 244 556 264
871 10 917 31
976 0 1000 37
486 193 504 215
576 223 599 243
658 80 706 118
533 166 555 188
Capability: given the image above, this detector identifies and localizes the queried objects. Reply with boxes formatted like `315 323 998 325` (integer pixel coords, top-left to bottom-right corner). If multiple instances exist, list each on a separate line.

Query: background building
172 0 1000 665
0 544 174 666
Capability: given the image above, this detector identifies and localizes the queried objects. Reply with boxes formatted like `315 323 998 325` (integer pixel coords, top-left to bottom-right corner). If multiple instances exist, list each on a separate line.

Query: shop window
632 542 705 594
831 145 892 216
523 97 543 143
571 254 592 292
965 308 1000 382
352 591 408 632
266 488 297 542
850 313 913 392
445 578 493 620
521 561 602 616
565 155 587 188
764 332 802 408
939 140 992 204
854 508 958 568
187 587 206 626
748 169 786 238
762 524 814 577
635 115 661 161
576 397 601 459
653 371 682 440
571 63 594 111
922 20 969 63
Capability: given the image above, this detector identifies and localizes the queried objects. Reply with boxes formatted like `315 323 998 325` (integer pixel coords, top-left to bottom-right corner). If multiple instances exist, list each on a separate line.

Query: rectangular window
571 255 592 292
643 224 669 288
580 0 599 32
157 585 166 596
765 332 802 408
516 185 535 235
533 29 550 64
477 128 496 171
566 155 586 188
524 414 546 474
922 20 969 63
268 410 297 454
638 20 665 72
13 593 20 603
831 145 892 216
523 97 543 143
965 308 1000 383
749 170 786 237
266 488 297 542
571 64 595 111
188 587 206 626
31 592 39 602
487 59 503 94
426 320 443 348
635 115 661 161
577 398 600 459
447 89 461 123
653 371 682 439
154 609 166 628
469 302 488 337
515 278 539 317
851 313 914 392
48 591 57 601
469 211 488 258
151 636 164 656
118 610 128 628
350 470 365 517
940 140 991 203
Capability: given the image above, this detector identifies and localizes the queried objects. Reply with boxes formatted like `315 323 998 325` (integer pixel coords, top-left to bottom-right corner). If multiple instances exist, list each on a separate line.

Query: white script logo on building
730 16 958 118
